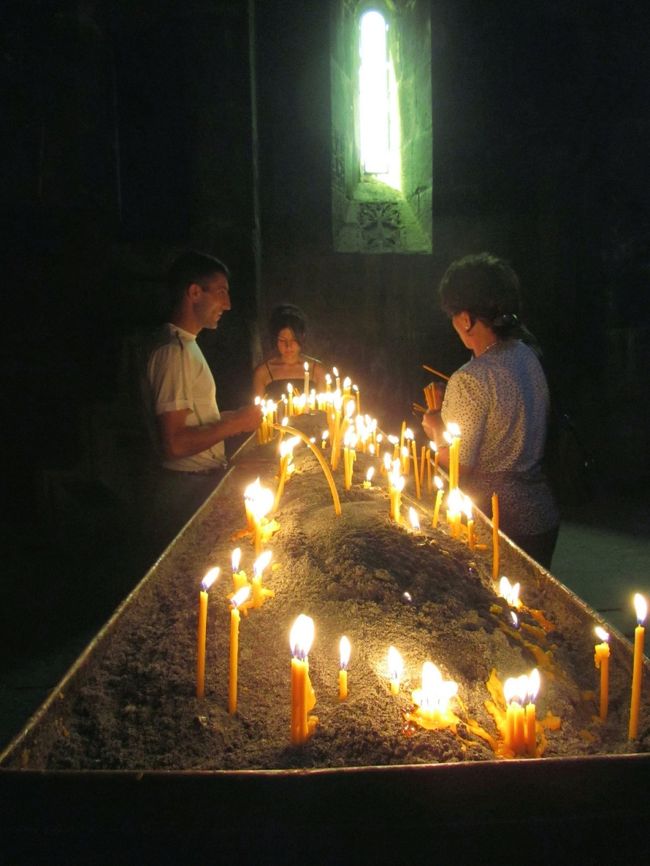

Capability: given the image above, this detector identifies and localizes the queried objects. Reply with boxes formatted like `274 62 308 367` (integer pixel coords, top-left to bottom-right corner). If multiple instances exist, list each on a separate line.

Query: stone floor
1 482 649 754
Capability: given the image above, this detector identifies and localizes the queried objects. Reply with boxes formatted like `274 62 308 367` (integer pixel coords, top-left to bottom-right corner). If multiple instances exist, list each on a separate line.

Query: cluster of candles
196 548 276 713
497 576 648 741
218 367 648 750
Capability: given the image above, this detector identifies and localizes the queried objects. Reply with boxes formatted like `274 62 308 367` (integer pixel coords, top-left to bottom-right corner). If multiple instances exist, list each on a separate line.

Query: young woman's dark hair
268 304 307 345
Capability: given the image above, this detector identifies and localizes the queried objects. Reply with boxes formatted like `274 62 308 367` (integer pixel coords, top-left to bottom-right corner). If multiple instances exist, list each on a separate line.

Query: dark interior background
2 0 649 645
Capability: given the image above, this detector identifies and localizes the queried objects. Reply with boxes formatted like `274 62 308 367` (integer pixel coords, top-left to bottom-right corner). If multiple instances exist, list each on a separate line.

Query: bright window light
359 10 401 189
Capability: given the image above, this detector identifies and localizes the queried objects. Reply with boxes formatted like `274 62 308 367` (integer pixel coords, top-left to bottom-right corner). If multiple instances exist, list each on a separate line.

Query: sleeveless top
262 360 315 401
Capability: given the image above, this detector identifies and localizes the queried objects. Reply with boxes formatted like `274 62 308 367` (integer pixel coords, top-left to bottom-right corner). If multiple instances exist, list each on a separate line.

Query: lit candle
286 382 294 416
196 567 219 699
363 466 375 489
333 366 341 392
290 614 317 744
325 372 331 393
228 585 250 714
445 423 461 490
498 576 521 609
491 492 500 580
249 550 274 609
503 676 526 754
447 487 463 538
432 476 444 528
321 429 329 450
464 496 475 549
388 645 403 695
525 668 540 756
303 361 309 397
408 507 420 532
629 593 647 740
231 547 248 593
594 626 610 722
410 661 459 729
249 482 275 556
353 383 360 415
244 477 261 531
339 635 351 700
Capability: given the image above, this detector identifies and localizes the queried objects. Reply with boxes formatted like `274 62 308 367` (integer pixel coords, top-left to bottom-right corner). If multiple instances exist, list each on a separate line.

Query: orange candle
432 477 444 528
629 593 647 739
594 626 610 722
491 492 500 579
250 550 274 609
196 567 219 699
411 438 421 499
339 635 351 700
388 645 403 695
230 548 248 593
228 586 250 714
525 668 540 756
290 615 316 744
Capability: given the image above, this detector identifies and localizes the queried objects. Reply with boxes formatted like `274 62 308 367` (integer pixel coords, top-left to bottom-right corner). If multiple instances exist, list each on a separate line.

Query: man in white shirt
144 250 261 550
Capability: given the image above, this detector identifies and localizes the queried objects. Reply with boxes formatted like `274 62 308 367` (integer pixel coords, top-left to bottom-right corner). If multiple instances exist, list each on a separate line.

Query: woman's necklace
478 340 498 357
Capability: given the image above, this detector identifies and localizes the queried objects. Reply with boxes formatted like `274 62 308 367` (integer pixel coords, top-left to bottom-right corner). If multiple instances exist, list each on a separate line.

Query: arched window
331 0 431 253
359 9 400 189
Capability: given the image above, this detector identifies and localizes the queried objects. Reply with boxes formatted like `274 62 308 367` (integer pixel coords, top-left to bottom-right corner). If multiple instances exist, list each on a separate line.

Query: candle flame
321 430 329 441
429 440 437 452
388 646 403 680
633 592 647 624
290 614 315 659
404 427 414 440
345 399 356 418
304 361 309 372
414 661 458 714
201 567 220 592
287 382 293 394
447 422 461 438
408 507 420 530
463 495 473 520
339 635 351 669
366 467 375 483
281 416 289 427
383 452 392 470
231 585 251 608
528 668 541 702
510 611 519 628
434 475 444 491
343 376 351 390
447 487 463 514
231 548 241 573
498 576 521 609
244 477 261 500
594 626 609 643
332 367 339 377
249 484 275 520
253 550 272 577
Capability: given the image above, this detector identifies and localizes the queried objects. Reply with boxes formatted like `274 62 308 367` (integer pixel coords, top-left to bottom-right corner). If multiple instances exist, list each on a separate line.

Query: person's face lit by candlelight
276 327 301 364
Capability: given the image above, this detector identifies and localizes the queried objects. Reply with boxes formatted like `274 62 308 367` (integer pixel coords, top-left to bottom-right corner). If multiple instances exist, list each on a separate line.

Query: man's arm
157 404 262 461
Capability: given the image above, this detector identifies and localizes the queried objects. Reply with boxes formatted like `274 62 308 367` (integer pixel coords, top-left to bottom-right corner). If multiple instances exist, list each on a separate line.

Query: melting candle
231 547 248 593
525 668 541 756
363 466 375 489
388 646 403 695
290 615 317 744
594 626 610 722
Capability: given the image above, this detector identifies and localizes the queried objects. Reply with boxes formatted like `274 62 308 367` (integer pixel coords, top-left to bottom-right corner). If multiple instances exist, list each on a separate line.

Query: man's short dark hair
167 251 230 308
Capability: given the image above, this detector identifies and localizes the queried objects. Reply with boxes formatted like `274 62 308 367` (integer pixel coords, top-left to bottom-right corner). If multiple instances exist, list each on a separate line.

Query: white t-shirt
146 323 226 472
